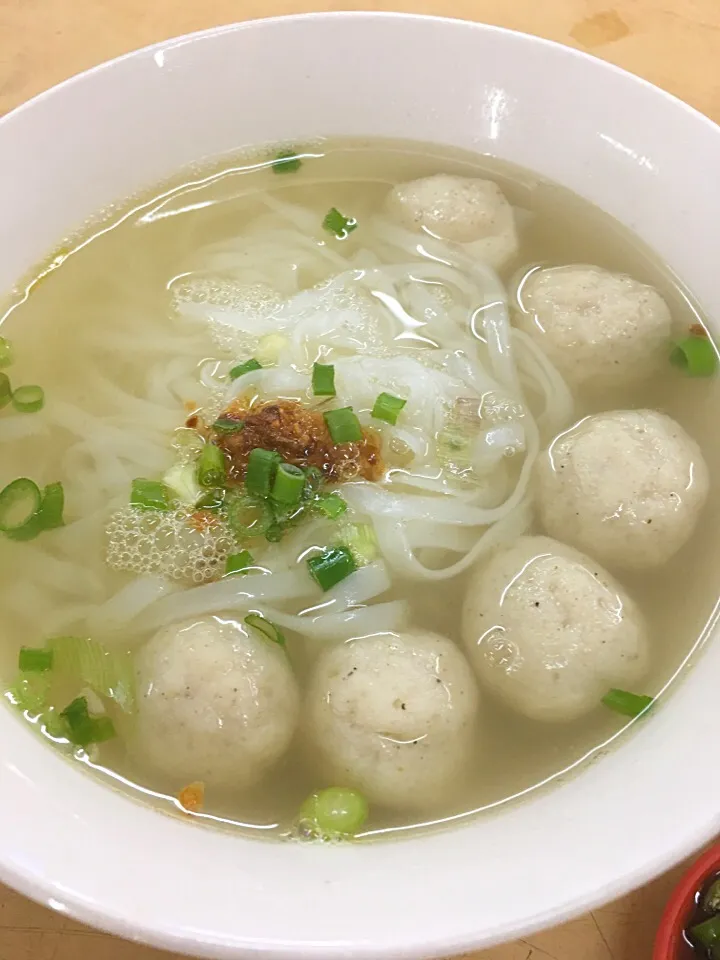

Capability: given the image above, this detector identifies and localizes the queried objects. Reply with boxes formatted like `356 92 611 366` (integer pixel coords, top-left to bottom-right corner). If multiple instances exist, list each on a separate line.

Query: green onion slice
0 373 11 409
229 358 262 380
323 407 363 444
342 522 378 565
224 490 272 539
312 362 336 397
601 688 653 718
271 463 306 505
265 521 285 543
314 492 347 519
0 336 12 369
246 448 282 497
8 672 51 713
322 207 358 239
272 150 302 174
307 545 357 591
12 384 45 413
2 481 64 542
50 635 135 713
197 442 226 488
131 478 170 511
298 787 369 839
163 463 202 506
225 550 255 576
691 915 720 949
0 478 42 533
196 489 225 512
371 391 407 425
60 696 116 748
244 612 286 647
670 335 718 376
213 417 245 434
18 647 53 673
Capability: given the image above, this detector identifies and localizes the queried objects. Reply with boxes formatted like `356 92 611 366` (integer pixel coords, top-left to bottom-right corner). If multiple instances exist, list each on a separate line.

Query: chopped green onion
312 362 336 397
691 915 720 950
704 879 720 914
2 481 64 542
0 336 12 368
244 612 286 647
303 466 324 496
246 448 282 497
229 358 262 380
163 463 203 506
0 373 11 409
670 336 717 376
307 545 357 591
323 407 363 444
212 417 244 434
601 688 653 718
314 492 347 519
12 384 44 413
371 391 407 426
271 463 306 505
322 207 358 239
50 635 135 713
298 787 369 839
36 482 64 530
8 672 51 713
41 707 68 740
224 490 273 539
0 478 41 534
265 521 285 543
197 442 226 487
342 522 378 565
196 489 225 512
60 696 116 748
272 150 302 174
225 550 254 576
130 478 170 511
18 647 53 673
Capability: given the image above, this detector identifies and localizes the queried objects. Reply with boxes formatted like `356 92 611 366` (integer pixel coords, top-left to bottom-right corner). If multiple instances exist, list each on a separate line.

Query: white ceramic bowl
1 12 719 959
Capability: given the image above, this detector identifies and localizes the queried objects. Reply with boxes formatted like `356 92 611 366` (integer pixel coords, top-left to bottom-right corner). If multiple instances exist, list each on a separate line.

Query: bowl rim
655 843 720 960
2 11 720 958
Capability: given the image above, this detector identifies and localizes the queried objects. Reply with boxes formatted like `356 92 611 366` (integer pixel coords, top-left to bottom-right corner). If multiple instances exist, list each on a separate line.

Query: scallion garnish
312 362 336 397
196 489 225 512
307 545 357 591
213 417 245 434
342 522 378 565
272 150 302 174
0 478 41 534
229 358 262 380
601 688 653 718
163 463 202 506
246 448 282 497
0 336 12 368
298 787 369 839
323 207 358 239
244 612 286 647
9 672 51 713
2 480 64 542
60 696 116 748
12 384 44 413
197 442 226 487
265 522 285 543
690 915 720 950
225 550 254 576
50 635 134 713
314 492 347 519
323 407 363 444
130 478 170 512
271 463 306 506
18 647 53 673
371 391 407 426
0 373 11 409
670 335 717 376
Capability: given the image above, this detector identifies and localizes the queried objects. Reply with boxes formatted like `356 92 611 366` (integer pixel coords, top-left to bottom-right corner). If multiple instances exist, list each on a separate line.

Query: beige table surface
0 0 717 957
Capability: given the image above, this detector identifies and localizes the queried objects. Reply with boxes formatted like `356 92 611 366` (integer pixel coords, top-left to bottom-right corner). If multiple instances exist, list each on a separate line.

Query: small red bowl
655 843 720 959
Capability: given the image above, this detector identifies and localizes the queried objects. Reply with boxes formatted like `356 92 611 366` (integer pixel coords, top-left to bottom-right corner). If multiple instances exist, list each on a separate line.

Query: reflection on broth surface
0 138 717 842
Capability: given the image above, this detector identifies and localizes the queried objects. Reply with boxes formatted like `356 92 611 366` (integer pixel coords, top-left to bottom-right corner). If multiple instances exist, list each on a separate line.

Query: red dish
655 844 720 959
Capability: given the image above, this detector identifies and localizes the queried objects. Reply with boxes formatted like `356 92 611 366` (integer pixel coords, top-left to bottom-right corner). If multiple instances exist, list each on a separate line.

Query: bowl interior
1 13 720 959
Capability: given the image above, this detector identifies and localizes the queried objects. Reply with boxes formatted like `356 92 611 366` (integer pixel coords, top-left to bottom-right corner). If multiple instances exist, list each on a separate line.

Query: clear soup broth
0 138 717 841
